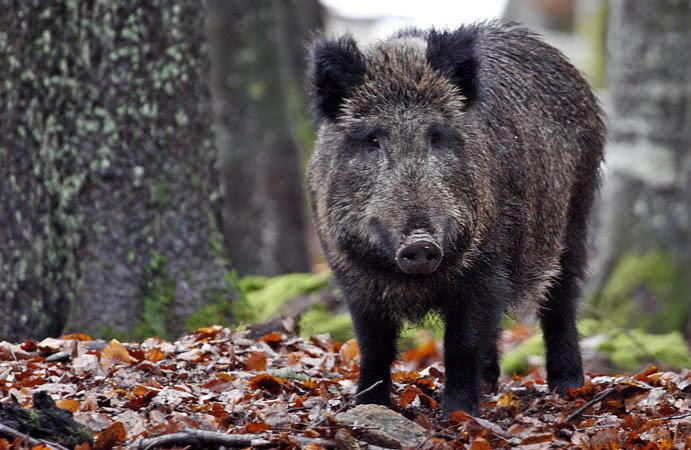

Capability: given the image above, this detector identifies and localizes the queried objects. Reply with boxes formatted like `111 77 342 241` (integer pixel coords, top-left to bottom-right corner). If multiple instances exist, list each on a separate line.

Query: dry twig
565 386 618 422
132 428 334 449
310 379 384 428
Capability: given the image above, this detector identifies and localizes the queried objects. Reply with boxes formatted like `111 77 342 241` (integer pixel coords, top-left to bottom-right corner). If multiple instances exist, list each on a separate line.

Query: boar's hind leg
480 338 500 393
539 211 587 393
442 272 506 417
350 304 399 406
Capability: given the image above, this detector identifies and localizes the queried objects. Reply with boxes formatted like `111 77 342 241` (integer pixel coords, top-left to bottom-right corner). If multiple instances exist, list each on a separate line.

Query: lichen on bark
1 1 229 340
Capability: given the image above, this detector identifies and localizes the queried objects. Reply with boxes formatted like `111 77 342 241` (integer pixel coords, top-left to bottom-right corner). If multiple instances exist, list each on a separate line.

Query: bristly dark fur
308 35 367 121
425 27 481 105
305 21 606 416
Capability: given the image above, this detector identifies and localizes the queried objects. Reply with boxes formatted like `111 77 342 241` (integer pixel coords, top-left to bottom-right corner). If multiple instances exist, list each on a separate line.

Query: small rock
45 351 71 362
336 404 428 449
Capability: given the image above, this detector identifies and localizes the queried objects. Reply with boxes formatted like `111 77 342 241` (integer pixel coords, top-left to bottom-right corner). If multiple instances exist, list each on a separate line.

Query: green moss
27 410 40 425
597 328 691 371
399 312 445 349
595 251 690 333
131 251 177 340
298 304 352 342
184 283 234 332
185 301 231 330
500 319 691 375
501 334 545 375
233 271 330 323
150 180 173 209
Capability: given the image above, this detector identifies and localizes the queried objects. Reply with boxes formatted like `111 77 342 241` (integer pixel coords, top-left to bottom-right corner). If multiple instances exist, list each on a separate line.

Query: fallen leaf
470 437 492 450
144 347 165 362
339 339 359 364
194 325 223 341
245 352 268 371
248 373 287 394
401 340 439 368
94 421 127 450
259 332 284 344
520 433 554 445
100 340 133 367
448 410 471 423
56 398 81 413
245 421 270 432
61 333 93 341
590 428 620 450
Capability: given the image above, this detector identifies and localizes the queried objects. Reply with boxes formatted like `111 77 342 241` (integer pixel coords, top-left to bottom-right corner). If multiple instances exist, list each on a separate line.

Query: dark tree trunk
0 1 229 340
591 0 691 340
207 0 321 276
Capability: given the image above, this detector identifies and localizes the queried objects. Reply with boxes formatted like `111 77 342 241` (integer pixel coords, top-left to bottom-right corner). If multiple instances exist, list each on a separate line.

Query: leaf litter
0 326 688 449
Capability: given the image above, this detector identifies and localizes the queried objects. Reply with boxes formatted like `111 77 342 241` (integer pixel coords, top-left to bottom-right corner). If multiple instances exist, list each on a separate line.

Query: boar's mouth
395 230 443 274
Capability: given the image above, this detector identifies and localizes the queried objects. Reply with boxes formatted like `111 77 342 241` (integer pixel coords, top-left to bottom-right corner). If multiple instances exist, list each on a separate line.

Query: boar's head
306 31 495 277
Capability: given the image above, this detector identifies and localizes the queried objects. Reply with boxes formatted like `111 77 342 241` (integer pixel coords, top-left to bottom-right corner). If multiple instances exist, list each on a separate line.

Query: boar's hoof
355 389 391 407
442 401 479 419
396 238 442 274
549 373 585 395
441 391 479 418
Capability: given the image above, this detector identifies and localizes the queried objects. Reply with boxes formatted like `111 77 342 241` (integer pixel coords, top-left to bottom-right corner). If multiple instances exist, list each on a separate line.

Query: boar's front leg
539 219 586 393
349 302 400 406
442 272 506 417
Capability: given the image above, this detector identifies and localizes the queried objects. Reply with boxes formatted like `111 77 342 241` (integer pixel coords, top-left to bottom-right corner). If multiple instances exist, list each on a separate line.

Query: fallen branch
565 386 618 422
132 428 335 449
659 411 691 421
0 422 70 450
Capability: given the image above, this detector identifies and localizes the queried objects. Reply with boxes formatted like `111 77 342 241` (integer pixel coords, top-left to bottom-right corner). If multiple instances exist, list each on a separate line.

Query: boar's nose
396 233 443 274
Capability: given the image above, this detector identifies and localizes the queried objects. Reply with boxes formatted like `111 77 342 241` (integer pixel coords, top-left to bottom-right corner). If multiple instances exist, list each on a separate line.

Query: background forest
1 0 690 375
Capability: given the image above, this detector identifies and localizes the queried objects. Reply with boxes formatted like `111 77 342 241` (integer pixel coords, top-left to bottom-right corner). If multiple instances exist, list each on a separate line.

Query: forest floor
0 326 689 449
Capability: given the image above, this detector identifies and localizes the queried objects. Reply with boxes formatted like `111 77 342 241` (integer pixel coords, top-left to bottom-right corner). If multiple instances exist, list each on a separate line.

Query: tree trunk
0 1 229 340
206 0 320 276
591 0 691 339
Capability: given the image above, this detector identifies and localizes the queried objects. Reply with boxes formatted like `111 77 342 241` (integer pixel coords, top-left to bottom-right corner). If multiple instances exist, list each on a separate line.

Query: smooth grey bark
207 0 320 276
1 1 229 340
591 0 691 339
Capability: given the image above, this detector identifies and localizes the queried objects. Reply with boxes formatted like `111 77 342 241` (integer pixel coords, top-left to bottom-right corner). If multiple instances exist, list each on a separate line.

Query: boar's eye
429 130 442 147
365 133 381 149
428 125 446 148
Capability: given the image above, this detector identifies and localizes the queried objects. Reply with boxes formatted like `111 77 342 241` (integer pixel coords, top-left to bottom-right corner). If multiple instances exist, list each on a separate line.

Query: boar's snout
395 230 443 274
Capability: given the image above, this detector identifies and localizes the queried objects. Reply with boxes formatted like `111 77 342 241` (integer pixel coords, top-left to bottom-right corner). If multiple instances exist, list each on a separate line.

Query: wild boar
306 22 605 415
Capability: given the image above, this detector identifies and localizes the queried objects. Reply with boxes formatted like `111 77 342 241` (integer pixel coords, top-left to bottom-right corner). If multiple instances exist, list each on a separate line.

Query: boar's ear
307 35 366 121
426 27 480 106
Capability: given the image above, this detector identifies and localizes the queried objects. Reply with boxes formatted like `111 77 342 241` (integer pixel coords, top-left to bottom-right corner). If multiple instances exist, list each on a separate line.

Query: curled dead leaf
100 339 134 367
248 373 288 394
194 325 223 341
339 339 359 364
